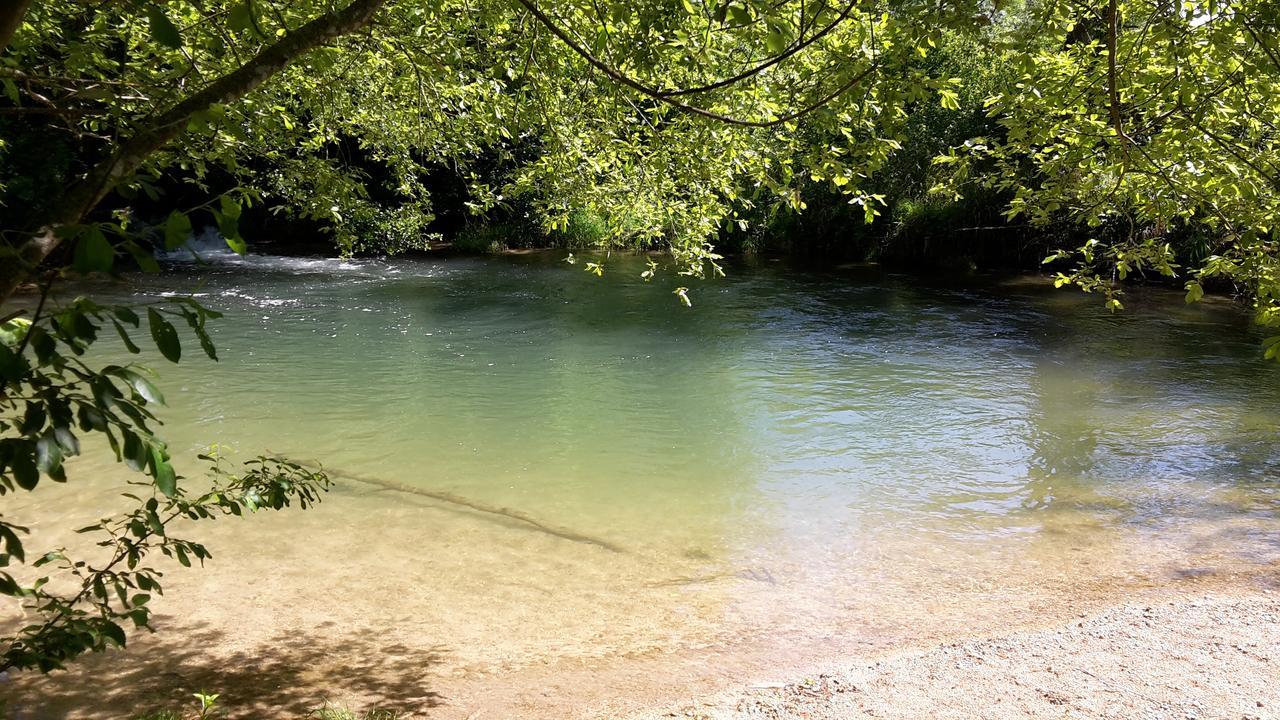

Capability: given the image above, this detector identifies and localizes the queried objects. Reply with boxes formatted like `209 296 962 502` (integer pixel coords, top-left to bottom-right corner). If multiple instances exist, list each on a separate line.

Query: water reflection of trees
1016 286 1280 545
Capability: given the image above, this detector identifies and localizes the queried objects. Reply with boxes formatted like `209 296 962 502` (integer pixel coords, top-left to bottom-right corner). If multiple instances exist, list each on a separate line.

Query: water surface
6 251 1279 717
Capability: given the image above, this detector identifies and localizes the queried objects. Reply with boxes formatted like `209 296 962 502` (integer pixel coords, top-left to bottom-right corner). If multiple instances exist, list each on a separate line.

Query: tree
1 0 989 298
935 0 1280 337
0 0 387 300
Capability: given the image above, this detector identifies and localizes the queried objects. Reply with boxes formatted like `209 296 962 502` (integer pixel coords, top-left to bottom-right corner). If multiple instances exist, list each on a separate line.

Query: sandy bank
638 593 1278 720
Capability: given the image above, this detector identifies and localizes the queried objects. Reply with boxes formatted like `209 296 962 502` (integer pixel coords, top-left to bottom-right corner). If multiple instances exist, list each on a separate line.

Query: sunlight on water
5 253 1279 717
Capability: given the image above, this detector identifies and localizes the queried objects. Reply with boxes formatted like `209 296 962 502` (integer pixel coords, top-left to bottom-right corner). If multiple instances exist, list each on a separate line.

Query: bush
552 209 609 249
452 222 512 253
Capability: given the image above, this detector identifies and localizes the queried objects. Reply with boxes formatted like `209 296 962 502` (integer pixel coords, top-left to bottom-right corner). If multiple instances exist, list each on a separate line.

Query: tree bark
0 0 33 54
1105 0 1127 142
0 0 388 305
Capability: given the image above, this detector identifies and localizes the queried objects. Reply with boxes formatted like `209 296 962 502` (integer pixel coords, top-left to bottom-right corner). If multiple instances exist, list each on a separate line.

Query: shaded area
2 618 447 719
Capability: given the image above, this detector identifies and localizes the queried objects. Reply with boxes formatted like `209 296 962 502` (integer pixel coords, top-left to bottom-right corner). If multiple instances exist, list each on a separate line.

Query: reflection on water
4 252 1279 717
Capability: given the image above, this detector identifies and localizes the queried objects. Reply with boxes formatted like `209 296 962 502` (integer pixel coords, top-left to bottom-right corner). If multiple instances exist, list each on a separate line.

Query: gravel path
642 594 1279 720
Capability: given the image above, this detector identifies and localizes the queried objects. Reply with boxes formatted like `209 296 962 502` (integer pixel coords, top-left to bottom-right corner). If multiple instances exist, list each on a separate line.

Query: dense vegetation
1 0 1278 680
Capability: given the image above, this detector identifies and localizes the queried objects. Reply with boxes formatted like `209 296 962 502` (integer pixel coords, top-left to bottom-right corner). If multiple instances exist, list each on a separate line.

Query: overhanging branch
514 0 876 128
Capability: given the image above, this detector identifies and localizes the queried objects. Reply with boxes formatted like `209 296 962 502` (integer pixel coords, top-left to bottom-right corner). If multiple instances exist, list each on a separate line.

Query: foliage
0 0 995 296
1 0 1277 312
0 0 1274 694
934 0 1280 329
0 287 330 673
453 222 515 255
128 698 396 720
132 713 183 720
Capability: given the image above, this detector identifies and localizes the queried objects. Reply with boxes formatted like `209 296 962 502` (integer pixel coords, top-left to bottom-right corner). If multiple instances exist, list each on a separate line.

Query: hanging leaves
147 6 183 49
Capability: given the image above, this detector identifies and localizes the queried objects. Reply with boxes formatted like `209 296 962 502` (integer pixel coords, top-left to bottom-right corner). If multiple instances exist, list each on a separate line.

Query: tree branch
661 0 857 97
514 0 875 128
0 0 389 305
1105 0 1130 146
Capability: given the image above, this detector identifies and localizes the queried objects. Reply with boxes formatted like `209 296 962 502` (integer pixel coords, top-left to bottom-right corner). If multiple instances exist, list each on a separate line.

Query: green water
7 251 1280 717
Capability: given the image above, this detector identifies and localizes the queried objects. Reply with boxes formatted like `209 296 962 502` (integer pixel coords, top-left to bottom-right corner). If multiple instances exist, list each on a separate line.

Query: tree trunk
0 0 388 305
0 0 33 54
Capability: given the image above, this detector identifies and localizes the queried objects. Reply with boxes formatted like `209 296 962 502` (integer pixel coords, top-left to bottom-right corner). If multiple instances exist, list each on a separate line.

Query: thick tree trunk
0 0 33 54
0 0 388 305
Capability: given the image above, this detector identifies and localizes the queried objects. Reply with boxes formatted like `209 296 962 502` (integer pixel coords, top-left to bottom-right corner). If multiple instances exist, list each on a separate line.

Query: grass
310 704 401 720
127 703 400 720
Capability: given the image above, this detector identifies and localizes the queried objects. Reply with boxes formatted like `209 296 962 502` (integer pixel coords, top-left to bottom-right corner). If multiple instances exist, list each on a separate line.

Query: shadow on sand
2 617 448 719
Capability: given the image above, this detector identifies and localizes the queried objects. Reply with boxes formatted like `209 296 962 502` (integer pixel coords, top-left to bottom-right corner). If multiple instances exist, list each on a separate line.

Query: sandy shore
2 591 1278 718
638 592 1279 720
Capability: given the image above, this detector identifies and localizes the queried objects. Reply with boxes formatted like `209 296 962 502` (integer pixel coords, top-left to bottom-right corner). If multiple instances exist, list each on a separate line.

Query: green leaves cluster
3 0 990 293
4 0 1278 321
1 453 329 672
0 286 329 672
932 0 1280 341
0 298 211 499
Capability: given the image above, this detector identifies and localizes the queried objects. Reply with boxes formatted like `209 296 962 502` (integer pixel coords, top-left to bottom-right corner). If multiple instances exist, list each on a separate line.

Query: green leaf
123 431 148 472
123 369 165 404
151 446 177 497
53 426 80 455
35 435 62 474
218 194 242 221
0 343 29 383
147 308 181 363
112 319 142 354
224 231 247 255
216 197 246 254
179 310 219 360
125 241 162 273
115 307 140 326
77 405 107 432
228 0 254 33
1184 281 1204 303
163 211 192 250
72 229 114 274
11 445 37 490
147 6 182 49
0 525 25 564
101 621 127 648
766 30 787 54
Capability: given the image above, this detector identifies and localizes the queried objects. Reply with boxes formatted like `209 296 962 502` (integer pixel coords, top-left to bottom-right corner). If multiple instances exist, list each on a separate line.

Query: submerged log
272 453 626 553
647 567 777 587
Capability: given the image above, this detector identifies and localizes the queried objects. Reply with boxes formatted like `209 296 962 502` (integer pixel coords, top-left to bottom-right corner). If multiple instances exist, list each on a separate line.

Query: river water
4 251 1279 717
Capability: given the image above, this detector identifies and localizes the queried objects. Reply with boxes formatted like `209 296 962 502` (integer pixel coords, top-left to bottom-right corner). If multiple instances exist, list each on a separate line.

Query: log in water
274 453 627 553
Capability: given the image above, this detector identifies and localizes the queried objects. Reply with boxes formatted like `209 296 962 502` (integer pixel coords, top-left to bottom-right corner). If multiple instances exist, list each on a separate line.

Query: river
4 250 1278 717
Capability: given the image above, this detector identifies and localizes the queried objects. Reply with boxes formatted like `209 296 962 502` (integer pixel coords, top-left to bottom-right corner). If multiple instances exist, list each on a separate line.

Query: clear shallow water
6 251 1280 717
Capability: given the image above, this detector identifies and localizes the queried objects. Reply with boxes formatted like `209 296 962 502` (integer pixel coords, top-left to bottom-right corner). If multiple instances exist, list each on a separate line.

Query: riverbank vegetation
2 1 1278 309
2 0 1278 687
